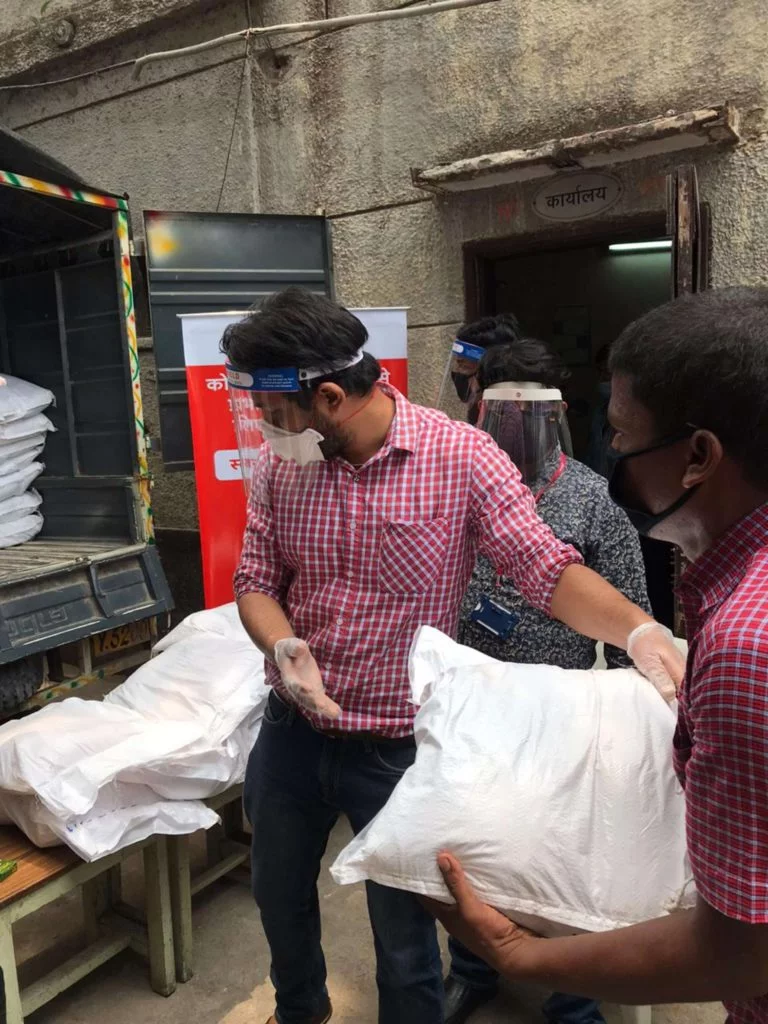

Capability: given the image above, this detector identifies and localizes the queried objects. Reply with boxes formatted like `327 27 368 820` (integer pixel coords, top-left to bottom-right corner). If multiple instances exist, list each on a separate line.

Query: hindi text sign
533 173 623 222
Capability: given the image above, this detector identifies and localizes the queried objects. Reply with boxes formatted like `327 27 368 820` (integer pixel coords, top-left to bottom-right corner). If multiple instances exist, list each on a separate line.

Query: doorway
464 223 676 628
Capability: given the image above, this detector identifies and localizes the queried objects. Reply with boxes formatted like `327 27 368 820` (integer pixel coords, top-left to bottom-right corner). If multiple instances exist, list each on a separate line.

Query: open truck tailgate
0 541 172 665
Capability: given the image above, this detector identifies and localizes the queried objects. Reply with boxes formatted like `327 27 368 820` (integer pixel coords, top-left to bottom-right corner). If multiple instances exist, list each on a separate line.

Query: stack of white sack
332 626 695 936
0 375 56 547
0 604 268 860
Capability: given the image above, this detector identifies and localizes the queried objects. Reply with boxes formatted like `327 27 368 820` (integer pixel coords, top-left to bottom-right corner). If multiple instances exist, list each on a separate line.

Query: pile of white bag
0 604 268 860
332 626 694 936
0 374 56 548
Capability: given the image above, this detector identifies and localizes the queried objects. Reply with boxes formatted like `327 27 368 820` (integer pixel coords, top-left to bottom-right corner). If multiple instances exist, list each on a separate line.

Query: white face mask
256 419 326 466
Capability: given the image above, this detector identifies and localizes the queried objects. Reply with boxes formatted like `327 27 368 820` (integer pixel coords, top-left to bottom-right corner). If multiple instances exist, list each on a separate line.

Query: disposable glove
627 622 685 703
273 638 341 719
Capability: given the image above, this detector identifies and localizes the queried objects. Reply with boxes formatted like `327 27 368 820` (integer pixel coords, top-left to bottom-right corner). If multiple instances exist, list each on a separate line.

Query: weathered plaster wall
243 0 768 398
248 0 766 211
1 0 767 539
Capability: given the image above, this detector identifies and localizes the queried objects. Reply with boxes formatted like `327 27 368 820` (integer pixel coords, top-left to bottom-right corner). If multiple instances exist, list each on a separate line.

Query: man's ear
315 382 346 412
683 430 723 488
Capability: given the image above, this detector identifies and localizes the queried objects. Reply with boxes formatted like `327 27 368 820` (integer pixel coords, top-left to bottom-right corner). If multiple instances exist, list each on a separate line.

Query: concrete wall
2 0 767 549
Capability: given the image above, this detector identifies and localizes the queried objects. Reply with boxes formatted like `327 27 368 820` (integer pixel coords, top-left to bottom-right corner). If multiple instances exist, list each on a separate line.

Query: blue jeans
244 691 443 1024
449 937 606 1023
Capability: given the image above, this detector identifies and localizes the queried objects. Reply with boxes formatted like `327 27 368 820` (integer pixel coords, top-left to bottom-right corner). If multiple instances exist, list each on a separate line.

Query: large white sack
0 431 48 457
0 375 54 424
408 623 496 689
332 627 694 936
0 489 42 524
0 699 202 819
122 707 264 801
0 462 43 502
106 633 267 742
0 413 55 443
152 602 249 654
1 437 45 474
0 511 43 549
0 782 219 861
104 632 268 798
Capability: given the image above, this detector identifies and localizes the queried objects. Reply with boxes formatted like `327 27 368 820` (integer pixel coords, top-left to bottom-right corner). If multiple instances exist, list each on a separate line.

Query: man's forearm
237 592 294 661
550 563 651 650
508 905 768 1005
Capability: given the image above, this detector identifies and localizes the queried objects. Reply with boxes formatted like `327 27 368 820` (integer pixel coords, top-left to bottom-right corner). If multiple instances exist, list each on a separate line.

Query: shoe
444 976 496 1024
264 1005 332 1024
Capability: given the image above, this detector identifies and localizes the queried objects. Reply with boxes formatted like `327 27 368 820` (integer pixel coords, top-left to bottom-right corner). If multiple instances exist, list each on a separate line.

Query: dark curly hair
476 338 569 392
455 312 523 352
220 287 380 404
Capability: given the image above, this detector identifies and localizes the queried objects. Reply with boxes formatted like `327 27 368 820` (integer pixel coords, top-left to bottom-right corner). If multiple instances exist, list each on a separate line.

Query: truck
0 125 172 714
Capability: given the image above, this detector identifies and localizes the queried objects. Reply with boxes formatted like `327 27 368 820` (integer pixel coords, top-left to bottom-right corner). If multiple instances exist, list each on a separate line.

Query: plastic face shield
436 338 485 422
476 382 565 487
225 351 365 489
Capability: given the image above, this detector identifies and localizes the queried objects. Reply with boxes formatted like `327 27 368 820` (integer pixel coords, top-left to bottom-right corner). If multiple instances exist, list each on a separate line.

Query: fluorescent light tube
608 240 673 253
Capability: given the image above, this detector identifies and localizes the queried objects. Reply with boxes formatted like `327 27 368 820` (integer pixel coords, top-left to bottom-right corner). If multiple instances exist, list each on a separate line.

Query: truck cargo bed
0 540 172 665
0 539 134 585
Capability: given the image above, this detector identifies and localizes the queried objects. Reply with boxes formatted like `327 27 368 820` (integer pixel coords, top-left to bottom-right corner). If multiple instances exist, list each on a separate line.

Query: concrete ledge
412 103 740 194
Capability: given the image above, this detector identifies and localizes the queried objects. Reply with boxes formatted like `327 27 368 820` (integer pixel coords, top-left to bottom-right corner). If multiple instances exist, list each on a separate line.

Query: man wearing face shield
425 286 768 1024
444 339 650 1024
224 288 683 1024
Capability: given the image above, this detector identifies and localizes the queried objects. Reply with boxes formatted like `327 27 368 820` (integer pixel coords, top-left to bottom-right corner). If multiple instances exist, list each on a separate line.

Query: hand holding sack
332 627 694 937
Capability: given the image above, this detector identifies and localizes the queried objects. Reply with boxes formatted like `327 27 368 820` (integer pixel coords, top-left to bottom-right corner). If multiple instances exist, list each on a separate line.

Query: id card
468 594 518 640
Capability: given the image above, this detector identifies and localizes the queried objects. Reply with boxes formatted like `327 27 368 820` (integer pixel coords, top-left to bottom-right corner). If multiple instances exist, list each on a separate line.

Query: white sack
0 783 219 862
332 626 694 936
0 462 43 502
123 708 264 801
0 438 45 474
0 699 201 819
0 375 54 424
0 511 43 549
0 613 268 853
107 633 267 742
152 602 249 654
104 632 268 798
0 413 55 443
0 431 48 458
0 489 42 524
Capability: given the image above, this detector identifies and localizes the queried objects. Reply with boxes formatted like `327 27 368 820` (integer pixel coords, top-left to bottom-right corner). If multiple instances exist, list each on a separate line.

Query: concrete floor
20 821 725 1024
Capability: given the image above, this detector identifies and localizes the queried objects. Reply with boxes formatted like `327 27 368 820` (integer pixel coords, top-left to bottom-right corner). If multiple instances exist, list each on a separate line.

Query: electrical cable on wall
0 0 500 92
216 0 252 212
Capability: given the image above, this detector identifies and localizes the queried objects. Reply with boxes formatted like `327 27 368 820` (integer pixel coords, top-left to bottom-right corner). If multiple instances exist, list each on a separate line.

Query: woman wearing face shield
440 313 524 425
444 337 651 1024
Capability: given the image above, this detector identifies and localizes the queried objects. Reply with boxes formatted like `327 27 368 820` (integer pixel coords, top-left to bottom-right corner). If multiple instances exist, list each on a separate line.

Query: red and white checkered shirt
675 502 768 1024
234 385 581 737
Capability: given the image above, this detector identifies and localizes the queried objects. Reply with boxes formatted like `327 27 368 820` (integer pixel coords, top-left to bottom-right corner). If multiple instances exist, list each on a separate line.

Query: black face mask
451 371 473 403
608 428 699 537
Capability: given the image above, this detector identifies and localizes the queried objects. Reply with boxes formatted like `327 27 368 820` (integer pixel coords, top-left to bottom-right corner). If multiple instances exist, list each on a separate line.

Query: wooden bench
168 784 250 983
0 825 176 1023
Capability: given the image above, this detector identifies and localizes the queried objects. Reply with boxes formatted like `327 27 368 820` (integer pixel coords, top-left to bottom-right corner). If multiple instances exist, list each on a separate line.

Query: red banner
181 309 408 607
